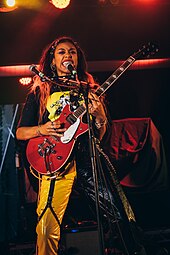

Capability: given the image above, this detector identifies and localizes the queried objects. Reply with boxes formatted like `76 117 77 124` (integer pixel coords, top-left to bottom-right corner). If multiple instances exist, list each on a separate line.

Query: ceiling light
49 0 71 9
0 0 18 12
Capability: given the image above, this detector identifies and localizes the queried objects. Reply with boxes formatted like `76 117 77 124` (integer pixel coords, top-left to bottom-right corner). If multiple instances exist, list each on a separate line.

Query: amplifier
64 229 99 255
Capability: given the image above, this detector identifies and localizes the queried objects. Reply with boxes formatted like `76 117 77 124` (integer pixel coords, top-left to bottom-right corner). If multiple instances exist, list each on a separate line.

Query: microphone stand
82 83 105 255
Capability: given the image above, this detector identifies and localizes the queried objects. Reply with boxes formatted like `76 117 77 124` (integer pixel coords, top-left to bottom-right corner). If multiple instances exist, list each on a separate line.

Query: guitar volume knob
57 156 63 160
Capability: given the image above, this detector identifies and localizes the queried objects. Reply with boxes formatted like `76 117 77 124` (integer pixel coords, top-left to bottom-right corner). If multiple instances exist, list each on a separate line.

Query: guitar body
26 104 88 175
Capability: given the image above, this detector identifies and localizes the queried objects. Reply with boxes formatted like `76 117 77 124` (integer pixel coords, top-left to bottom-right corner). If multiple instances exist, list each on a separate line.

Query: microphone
29 65 45 79
63 61 77 76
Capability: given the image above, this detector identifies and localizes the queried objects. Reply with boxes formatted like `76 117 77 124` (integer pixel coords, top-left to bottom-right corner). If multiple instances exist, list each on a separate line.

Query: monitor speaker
64 230 99 255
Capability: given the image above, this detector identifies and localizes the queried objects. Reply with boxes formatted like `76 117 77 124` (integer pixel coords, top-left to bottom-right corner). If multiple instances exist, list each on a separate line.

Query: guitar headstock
132 42 159 60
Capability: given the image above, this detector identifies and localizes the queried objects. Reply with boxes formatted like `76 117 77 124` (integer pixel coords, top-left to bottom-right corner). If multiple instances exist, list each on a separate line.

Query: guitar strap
38 179 60 226
96 144 148 254
96 144 135 222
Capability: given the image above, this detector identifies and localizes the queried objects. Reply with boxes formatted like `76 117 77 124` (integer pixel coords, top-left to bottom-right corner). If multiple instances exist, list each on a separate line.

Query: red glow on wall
130 58 167 69
0 65 33 77
0 59 169 77
133 0 157 3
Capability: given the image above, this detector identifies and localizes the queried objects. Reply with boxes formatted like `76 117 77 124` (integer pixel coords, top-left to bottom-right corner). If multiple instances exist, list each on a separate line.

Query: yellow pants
36 161 76 255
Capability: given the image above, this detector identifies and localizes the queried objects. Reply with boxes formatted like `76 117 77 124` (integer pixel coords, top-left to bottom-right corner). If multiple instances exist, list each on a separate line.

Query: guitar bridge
38 138 56 157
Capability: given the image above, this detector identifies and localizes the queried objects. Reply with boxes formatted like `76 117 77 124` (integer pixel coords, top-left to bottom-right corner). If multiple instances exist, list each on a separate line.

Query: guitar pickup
66 114 77 124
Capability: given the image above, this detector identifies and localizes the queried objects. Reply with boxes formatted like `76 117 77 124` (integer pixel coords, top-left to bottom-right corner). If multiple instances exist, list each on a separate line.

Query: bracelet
36 125 43 136
95 119 107 129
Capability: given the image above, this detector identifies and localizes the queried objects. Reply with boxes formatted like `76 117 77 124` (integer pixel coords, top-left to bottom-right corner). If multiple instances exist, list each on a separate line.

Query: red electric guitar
26 42 158 175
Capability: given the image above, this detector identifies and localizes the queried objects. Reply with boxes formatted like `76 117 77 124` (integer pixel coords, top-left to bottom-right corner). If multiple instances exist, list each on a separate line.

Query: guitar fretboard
95 56 135 97
67 105 86 124
73 105 86 118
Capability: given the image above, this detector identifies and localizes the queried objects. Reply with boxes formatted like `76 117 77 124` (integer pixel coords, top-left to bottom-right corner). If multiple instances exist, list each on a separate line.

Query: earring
50 63 57 77
50 63 56 71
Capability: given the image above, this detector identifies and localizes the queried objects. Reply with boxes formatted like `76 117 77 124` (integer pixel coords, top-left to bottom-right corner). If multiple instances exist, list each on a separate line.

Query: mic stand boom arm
29 64 99 90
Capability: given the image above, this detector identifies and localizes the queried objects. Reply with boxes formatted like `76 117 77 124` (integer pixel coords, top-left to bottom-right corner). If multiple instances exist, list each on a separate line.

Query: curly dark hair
39 36 89 82
31 36 97 123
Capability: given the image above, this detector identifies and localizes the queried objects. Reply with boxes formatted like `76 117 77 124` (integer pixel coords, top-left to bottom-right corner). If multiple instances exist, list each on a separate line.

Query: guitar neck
95 55 136 97
70 42 158 120
72 56 136 120
71 104 86 119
